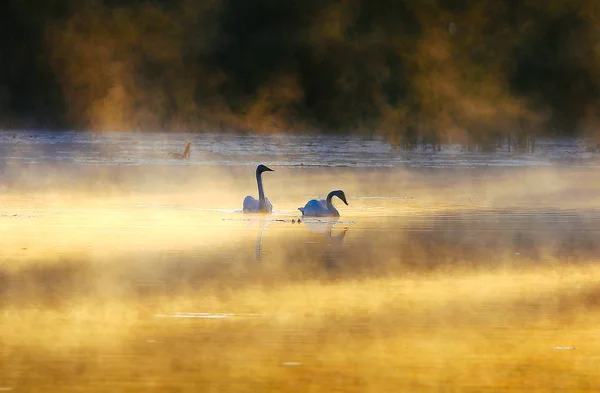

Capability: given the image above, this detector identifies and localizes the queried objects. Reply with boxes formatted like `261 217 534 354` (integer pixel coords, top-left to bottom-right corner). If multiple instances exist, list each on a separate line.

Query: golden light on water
2 164 600 391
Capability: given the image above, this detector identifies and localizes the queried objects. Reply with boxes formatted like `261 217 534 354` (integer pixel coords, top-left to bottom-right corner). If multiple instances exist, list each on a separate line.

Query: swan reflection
255 218 271 260
302 219 349 245
249 216 350 261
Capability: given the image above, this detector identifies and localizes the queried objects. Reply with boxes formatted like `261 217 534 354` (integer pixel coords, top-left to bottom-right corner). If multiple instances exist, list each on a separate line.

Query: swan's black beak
257 164 274 173
341 194 348 205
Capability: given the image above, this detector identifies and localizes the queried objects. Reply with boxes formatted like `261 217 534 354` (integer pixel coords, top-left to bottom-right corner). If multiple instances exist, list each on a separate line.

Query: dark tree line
1 0 600 147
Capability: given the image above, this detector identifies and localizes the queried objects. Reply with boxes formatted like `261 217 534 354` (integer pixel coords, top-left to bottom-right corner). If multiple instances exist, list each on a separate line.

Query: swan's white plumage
298 199 331 216
298 190 348 217
243 196 259 211
243 196 272 213
243 164 274 213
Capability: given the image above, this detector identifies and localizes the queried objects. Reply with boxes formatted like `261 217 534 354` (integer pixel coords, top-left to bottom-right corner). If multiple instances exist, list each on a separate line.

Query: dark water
1 130 600 168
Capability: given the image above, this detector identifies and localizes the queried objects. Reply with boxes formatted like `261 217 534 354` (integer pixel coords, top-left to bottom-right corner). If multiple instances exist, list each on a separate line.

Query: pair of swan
243 164 348 217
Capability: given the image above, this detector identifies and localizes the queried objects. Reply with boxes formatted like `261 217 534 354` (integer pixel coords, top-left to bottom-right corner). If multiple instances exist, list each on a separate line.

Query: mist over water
1 130 600 391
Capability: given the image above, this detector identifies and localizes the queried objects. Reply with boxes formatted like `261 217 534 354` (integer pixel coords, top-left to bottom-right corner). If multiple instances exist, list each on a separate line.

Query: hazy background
1 0 600 147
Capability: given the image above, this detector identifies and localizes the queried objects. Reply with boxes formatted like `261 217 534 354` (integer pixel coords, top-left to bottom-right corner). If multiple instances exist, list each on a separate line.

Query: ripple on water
1 131 600 168
154 313 263 319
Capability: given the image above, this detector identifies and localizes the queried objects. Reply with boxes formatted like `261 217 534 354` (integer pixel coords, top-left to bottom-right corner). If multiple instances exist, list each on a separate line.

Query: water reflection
3 130 600 169
243 216 352 261
5 206 600 308
302 218 349 246
254 217 270 261
5 203 600 392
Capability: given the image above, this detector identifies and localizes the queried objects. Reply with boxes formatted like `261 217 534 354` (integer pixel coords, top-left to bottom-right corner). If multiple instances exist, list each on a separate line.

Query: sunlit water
2 130 600 391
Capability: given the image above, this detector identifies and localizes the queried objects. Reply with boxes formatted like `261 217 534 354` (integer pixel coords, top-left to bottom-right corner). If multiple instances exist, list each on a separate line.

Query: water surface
1 131 600 392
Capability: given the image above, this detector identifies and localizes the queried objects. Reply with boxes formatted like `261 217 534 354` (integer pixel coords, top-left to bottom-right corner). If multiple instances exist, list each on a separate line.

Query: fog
2 136 600 389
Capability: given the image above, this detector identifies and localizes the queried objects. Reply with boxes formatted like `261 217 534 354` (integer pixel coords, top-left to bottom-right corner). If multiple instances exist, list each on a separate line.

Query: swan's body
243 195 273 212
243 164 274 213
298 190 348 217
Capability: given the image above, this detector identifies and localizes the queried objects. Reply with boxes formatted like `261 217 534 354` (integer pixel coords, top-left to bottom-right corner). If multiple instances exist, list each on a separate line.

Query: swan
298 190 348 217
243 164 274 213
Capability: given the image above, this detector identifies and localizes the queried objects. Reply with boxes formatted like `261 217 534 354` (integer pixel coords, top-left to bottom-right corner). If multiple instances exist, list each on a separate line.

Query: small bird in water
243 164 274 213
167 142 191 160
298 190 348 217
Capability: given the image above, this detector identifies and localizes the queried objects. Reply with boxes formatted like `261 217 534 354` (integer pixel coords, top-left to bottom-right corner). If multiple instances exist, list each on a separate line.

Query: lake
1 131 600 392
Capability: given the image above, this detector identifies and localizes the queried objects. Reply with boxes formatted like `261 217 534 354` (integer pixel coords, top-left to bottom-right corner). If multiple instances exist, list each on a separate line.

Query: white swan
243 164 274 213
298 190 348 217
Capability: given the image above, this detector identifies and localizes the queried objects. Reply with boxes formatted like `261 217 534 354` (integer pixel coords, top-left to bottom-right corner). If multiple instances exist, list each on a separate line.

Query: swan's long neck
326 192 340 216
257 170 266 209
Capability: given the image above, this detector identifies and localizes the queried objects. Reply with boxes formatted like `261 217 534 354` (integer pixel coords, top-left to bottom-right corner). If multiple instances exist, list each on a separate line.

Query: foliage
1 0 600 146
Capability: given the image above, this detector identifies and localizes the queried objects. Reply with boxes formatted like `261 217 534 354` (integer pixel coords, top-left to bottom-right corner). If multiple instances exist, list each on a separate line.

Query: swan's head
256 164 274 174
331 190 348 205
